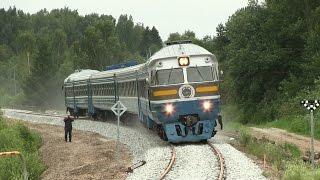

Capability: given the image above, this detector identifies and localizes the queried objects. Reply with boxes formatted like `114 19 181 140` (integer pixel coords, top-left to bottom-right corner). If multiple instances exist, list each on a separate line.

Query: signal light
178 56 190 66
301 99 320 111
164 104 174 115
202 100 212 112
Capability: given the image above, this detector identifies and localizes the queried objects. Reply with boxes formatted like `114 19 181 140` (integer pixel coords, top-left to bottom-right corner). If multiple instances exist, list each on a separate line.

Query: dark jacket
64 117 74 130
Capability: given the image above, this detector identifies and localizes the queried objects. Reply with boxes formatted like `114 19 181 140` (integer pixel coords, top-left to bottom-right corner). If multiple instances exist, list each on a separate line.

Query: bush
238 129 252 147
265 115 320 140
237 128 301 172
0 116 45 179
283 160 320 180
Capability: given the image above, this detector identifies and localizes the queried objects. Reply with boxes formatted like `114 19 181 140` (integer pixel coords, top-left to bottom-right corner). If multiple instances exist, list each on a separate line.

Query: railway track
3 109 268 180
5 109 66 118
208 142 226 180
159 145 176 179
5 109 226 179
159 143 225 180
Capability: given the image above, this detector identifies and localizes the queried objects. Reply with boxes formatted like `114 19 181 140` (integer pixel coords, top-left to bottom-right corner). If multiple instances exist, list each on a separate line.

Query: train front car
147 42 221 143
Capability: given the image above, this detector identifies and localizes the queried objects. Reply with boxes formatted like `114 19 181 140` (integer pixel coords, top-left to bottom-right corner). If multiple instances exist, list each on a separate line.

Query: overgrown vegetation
234 125 320 179
283 160 320 180
164 0 320 125
223 105 320 179
216 0 320 123
0 116 45 179
262 113 320 139
1 0 319 124
0 8 162 108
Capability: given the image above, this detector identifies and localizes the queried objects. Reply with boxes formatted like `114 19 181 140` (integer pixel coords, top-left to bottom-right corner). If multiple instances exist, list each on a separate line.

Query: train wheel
200 139 208 143
157 125 168 141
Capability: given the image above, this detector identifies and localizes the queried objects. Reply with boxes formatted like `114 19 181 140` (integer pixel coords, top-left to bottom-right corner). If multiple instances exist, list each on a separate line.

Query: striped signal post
0 151 28 180
301 99 320 174
111 101 127 165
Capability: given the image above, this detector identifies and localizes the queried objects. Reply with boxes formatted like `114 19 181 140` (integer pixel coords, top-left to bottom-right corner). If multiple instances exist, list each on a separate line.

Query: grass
236 128 301 170
261 114 320 140
0 115 45 180
234 127 320 179
222 105 320 179
283 160 320 180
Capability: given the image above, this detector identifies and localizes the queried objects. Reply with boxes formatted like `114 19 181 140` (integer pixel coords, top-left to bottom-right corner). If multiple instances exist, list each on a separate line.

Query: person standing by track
64 115 74 142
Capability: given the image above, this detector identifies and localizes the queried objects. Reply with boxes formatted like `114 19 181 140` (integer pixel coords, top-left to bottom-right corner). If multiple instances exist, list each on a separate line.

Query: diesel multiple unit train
63 41 222 143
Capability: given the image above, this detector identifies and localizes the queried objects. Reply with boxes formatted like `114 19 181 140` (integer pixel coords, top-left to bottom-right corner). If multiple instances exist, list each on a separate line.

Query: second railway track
160 142 225 180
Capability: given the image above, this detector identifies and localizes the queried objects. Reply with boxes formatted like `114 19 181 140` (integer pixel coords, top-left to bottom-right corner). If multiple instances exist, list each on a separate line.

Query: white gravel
2 109 170 179
2 109 268 180
165 144 219 180
209 138 267 180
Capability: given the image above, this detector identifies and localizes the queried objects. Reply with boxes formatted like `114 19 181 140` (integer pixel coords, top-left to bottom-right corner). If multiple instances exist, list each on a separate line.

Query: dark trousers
65 128 72 142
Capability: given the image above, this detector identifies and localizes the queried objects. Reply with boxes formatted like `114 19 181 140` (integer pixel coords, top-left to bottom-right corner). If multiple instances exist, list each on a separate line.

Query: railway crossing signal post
111 101 127 165
301 99 319 173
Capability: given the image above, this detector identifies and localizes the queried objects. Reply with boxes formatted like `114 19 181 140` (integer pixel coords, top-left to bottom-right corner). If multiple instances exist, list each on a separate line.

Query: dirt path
251 127 320 154
23 122 132 180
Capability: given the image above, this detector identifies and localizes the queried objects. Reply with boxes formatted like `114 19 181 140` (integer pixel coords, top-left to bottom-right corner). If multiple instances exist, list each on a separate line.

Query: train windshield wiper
151 70 157 85
195 65 205 81
167 67 174 84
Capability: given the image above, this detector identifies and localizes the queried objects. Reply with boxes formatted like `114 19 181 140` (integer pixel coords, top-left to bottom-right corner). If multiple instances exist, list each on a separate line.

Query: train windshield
187 66 215 82
152 68 184 85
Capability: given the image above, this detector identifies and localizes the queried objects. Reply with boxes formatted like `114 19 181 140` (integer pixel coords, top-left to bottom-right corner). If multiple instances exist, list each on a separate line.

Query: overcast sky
1 0 248 40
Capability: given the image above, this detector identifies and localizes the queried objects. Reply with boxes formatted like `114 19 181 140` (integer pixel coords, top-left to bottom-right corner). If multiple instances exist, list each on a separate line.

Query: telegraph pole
13 66 17 96
301 99 319 174
310 109 315 171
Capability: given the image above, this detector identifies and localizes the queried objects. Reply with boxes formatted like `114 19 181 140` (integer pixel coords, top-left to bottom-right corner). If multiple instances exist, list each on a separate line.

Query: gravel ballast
209 139 267 180
165 144 219 179
3 109 267 180
2 109 170 179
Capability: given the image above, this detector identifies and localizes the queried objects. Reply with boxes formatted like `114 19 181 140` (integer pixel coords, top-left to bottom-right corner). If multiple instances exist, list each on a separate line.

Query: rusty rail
208 142 226 180
159 145 176 180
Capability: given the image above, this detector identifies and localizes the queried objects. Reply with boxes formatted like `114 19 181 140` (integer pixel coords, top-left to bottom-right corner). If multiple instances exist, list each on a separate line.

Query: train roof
64 69 99 83
90 63 146 79
148 43 213 62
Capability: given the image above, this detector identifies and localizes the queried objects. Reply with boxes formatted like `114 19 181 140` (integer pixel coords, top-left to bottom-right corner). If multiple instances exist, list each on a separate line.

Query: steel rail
208 142 226 180
159 145 176 180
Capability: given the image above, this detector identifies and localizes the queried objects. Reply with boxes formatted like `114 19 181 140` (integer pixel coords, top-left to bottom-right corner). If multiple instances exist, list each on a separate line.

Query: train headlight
178 56 190 66
202 100 212 112
164 104 174 115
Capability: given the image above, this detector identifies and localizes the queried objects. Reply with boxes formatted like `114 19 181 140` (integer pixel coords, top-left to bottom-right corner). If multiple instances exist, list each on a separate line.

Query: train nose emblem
179 85 195 99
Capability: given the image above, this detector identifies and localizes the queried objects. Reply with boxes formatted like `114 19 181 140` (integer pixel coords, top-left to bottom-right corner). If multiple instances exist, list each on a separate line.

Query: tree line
166 0 320 123
0 7 162 108
1 0 320 124
219 0 320 123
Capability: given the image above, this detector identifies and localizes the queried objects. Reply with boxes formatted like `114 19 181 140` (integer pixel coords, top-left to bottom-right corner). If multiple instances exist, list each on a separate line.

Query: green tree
22 36 55 107
140 26 162 57
167 32 182 42
52 28 67 68
17 31 36 74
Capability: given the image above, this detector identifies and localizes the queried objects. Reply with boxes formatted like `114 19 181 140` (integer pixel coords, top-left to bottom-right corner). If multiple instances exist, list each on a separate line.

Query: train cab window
152 68 184 85
187 66 215 82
